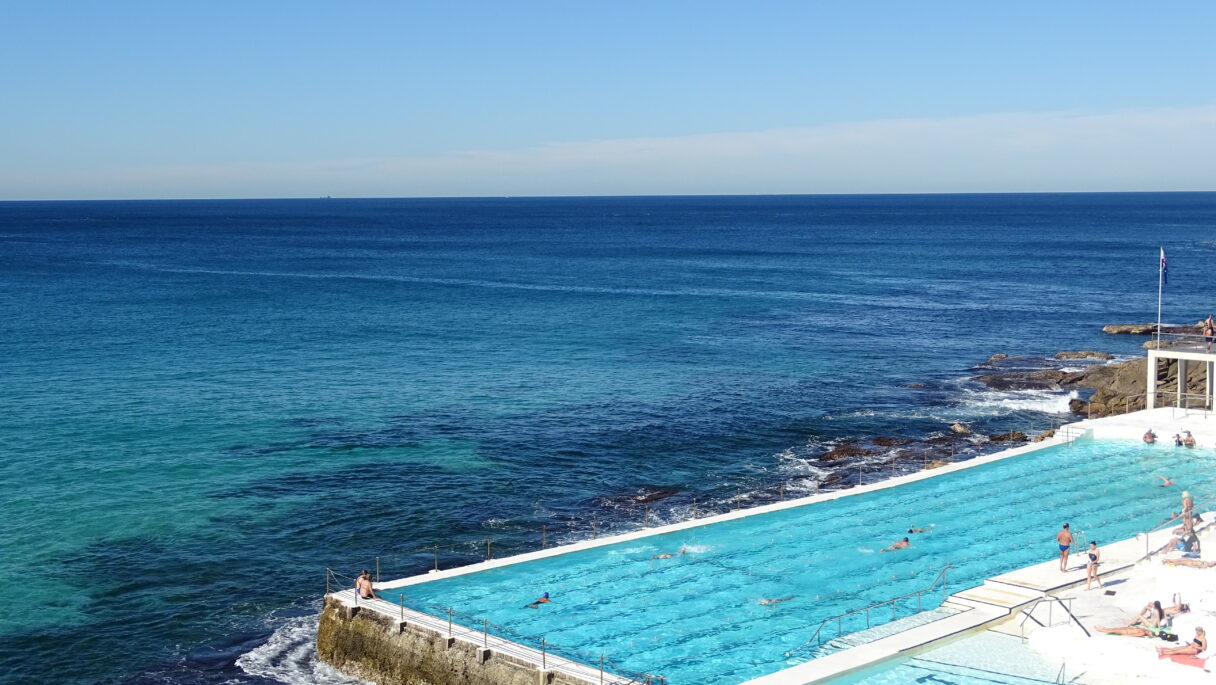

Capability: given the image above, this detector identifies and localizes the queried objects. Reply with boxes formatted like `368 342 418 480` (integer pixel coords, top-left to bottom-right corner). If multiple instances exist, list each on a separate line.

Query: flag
1160 248 1168 285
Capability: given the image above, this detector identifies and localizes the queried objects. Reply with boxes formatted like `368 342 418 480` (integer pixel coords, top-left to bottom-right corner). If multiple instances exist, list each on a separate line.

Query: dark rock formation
987 431 1028 443
972 369 1086 391
872 437 912 447
821 443 874 461
1055 350 1114 360
949 423 971 436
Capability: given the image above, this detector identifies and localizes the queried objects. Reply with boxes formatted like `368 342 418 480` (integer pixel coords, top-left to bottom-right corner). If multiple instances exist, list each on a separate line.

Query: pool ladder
783 563 951 657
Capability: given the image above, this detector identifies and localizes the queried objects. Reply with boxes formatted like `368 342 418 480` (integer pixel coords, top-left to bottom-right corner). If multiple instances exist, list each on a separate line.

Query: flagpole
1157 247 1164 347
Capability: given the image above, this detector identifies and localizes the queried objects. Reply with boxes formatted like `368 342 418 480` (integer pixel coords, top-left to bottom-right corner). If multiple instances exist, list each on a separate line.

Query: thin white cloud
4 105 1215 199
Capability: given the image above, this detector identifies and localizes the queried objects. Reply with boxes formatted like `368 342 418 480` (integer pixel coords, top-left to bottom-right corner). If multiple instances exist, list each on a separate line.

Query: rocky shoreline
806 324 1211 480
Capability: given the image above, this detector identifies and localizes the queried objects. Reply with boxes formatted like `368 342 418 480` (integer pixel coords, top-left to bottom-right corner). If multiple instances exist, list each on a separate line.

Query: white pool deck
332 406 1216 685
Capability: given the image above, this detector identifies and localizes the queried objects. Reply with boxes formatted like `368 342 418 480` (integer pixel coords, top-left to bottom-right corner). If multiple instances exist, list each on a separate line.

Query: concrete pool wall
317 407 1216 685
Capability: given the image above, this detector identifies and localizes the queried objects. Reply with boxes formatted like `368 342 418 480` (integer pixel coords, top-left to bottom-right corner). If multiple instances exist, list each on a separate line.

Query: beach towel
1166 654 1205 668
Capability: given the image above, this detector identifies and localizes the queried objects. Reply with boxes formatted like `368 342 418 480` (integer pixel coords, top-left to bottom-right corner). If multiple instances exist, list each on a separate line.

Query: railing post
325 568 330 595
644 503 649 527
592 517 598 538
542 525 547 549
691 497 696 518
483 618 488 648
779 483 785 501
400 594 404 621
448 607 453 636
433 546 439 571
486 537 492 561
600 654 604 684
375 556 380 583
541 637 546 669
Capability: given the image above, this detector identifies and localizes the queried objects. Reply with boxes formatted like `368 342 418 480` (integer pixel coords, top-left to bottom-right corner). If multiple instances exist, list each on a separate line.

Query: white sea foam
954 389 1078 415
236 615 370 685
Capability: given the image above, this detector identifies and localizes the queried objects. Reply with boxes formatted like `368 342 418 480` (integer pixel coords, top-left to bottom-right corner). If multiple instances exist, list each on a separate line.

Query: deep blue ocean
2 193 1215 685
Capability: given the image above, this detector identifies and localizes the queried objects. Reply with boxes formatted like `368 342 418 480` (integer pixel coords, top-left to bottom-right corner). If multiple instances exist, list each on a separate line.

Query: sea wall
316 596 592 685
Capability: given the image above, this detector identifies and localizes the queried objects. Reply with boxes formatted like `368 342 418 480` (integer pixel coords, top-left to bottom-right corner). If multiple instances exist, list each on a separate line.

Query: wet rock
1069 398 1088 414
905 383 926 389
985 353 1009 364
1033 428 1056 442
1055 350 1114 361
924 435 957 444
949 423 971 436
1103 324 1159 335
630 487 680 504
923 459 950 470
972 369 1079 391
872 436 911 447
821 443 874 461
987 431 1028 442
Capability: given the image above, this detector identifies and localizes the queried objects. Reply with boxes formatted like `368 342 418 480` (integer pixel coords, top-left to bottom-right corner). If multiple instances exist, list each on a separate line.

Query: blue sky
2 1 1214 199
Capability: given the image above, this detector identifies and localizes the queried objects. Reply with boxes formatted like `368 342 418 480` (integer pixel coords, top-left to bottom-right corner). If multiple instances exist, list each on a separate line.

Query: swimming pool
379 440 1214 684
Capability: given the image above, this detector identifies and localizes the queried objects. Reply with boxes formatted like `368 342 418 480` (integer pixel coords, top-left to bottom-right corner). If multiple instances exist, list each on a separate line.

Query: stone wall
316 596 596 685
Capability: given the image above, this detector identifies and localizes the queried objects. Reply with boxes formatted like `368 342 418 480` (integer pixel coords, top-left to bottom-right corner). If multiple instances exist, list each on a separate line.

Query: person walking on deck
1085 541 1103 590
1057 523 1074 572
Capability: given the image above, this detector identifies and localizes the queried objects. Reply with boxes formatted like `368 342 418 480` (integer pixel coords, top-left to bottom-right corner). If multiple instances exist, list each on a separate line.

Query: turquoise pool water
380 440 1215 684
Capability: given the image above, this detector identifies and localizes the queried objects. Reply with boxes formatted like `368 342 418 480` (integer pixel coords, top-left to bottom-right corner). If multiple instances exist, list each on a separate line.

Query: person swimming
881 537 910 553
524 592 551 609
759 596 794 606
1157 475 1174 487
908 526 929 534
652 545 691 559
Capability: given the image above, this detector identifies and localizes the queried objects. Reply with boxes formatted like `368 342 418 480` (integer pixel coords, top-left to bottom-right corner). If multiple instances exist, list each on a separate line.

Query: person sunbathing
1164 593 1191 616
1158 627 1206 658
1096 625 1155 637
1127 601 1164 630
1163 558 1216 568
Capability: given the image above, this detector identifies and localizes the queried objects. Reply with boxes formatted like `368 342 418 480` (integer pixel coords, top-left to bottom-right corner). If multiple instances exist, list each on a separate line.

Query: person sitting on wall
355 570 379 600
1144 429 1157 444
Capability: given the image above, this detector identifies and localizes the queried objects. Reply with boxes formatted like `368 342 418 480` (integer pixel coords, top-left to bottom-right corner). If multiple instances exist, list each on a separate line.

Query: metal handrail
783 563 951 657
1019 596 1089 639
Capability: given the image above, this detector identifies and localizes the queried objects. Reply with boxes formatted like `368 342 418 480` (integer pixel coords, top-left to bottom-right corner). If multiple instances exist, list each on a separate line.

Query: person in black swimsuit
1158 626 1206 657
1085 541 1103 590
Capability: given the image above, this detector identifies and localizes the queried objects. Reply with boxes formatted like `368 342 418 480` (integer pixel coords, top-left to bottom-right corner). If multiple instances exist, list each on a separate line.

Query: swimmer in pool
880 537 910 553
759 596 794 606
1144 429 1156 444
524 592 551 609
652 545 691 559
908 526 929 534
1184 431 1197 448
1157 475 1174 487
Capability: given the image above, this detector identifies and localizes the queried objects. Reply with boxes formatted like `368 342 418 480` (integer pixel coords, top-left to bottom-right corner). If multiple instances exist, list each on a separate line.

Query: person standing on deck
1204 315 1215 353
1057 523 1074 572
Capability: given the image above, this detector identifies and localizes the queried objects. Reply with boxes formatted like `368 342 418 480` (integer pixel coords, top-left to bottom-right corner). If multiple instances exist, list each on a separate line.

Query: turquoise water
5 194 1216 684
381 439 1216 684
834 630 1066 684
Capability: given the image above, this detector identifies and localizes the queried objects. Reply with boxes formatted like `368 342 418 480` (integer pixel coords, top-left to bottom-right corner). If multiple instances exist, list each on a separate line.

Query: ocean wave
235 615 369 685
954 389 1077 415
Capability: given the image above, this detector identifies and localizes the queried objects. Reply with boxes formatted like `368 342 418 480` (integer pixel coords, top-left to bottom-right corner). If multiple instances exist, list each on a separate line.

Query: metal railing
783 564 951 657
1019 596 1089 640
327 569 664 684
